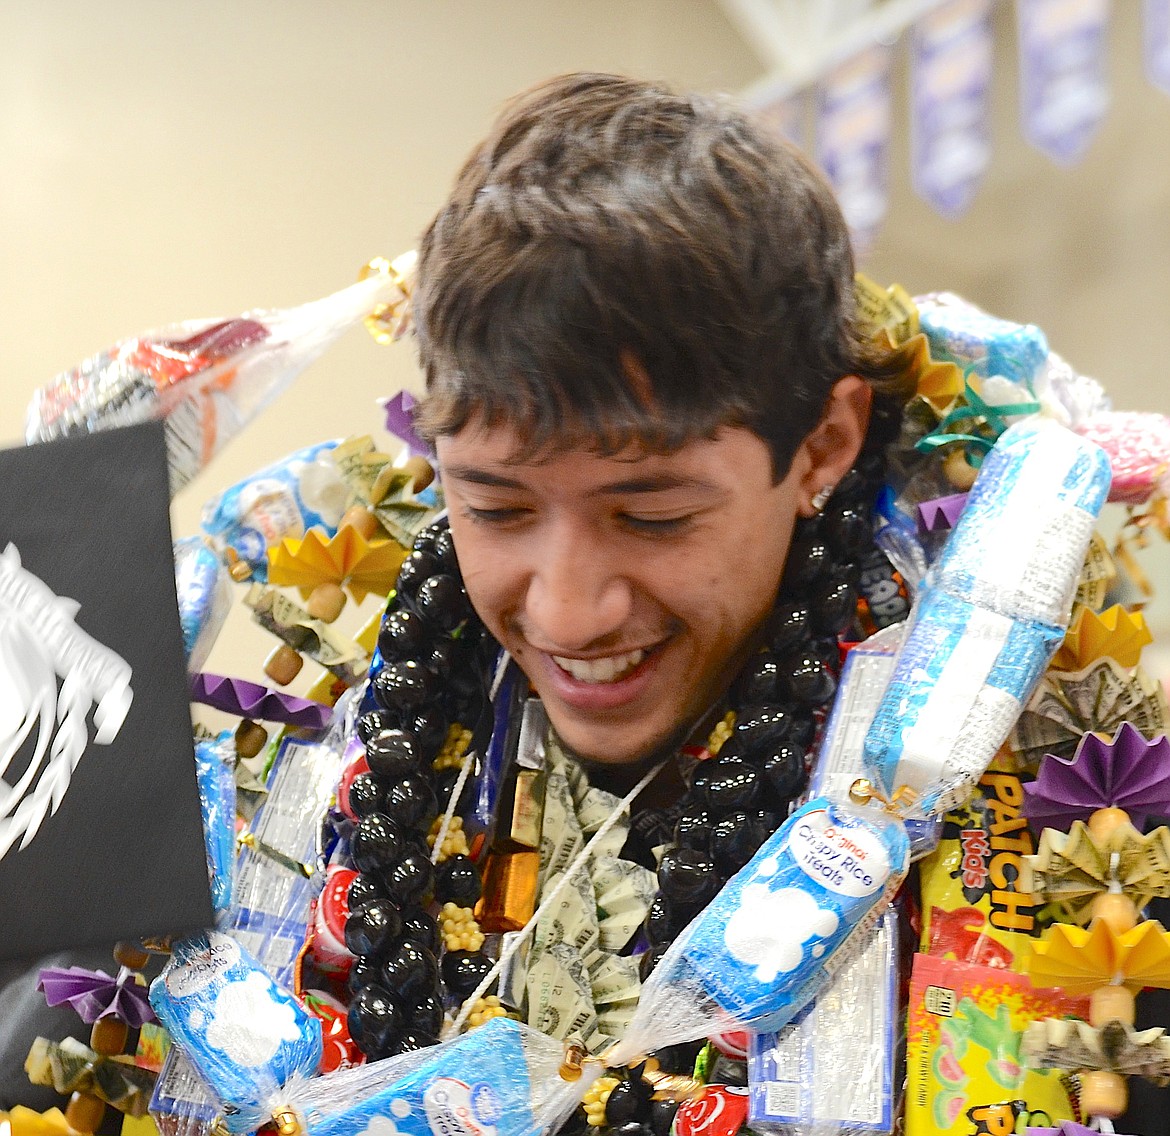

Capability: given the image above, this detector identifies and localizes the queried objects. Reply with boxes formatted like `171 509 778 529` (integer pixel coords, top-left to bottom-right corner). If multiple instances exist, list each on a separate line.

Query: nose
522 520 633 652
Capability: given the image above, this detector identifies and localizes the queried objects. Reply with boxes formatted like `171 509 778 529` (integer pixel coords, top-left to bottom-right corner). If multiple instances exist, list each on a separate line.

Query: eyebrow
441 465 718 495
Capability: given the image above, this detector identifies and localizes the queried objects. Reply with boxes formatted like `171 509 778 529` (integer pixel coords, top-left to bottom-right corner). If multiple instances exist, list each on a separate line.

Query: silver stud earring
810 484 835 513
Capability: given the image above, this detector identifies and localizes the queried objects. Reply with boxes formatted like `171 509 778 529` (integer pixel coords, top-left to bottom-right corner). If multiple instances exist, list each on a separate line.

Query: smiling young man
412 72 903 774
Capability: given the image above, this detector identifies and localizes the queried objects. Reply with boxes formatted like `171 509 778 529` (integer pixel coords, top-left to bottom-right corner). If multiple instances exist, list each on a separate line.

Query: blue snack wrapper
607 797 909 1063
174 536 233 672
863 588 1062 817
862 419 1110 819
289 1017 591 1136
195 733 237 916
201 440 345 579
917 293 1049 388
930 418 1111 627
149 930 323 1133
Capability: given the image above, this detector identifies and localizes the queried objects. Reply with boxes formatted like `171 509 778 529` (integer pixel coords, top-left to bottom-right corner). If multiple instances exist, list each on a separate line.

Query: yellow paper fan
1052 603 1153 671
892 332 966 410
267 527 406 603
2 1107 77 1136
1028 919 1170 994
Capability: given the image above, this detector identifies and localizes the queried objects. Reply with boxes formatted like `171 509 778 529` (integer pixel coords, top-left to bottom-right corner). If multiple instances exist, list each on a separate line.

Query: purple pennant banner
815 45 893 254
1146 0 1170 93
1017 0 1111 166
911 0 993 218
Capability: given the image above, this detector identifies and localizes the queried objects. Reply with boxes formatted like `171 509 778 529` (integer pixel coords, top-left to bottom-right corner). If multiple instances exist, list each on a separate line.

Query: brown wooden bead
944 448 980 490
65 1091 106 1134
403 454 435 493
306 582 346 623
264 644 303 686
1090 983 1136 1027
90 1015 129 1055
1088 806 1131 843
235 718 269 760
341 505 380 541
1079 1069 1127 1119
113 940 151 970
1090 891 1139 934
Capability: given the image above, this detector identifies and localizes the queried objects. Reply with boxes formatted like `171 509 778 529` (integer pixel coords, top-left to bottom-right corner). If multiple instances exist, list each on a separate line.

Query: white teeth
552 649 647 684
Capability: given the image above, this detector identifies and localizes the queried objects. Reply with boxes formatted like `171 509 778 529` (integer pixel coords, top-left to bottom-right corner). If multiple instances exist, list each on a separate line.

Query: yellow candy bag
905 955 1084 1136
918 749 1049 970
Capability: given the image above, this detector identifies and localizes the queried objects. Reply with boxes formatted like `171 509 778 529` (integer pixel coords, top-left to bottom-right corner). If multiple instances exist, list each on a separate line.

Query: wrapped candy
174 537 233 672
27 273 405 494
1077 409 1170 505
284 1017 592 1136
864 419 1110 817
926 419 1110 627
903 956 1083 1136
148 931 323 1133
194 735 237 916
606 796 910 1065
748 908 901 1134
200 440 347 578
916 292 1049 389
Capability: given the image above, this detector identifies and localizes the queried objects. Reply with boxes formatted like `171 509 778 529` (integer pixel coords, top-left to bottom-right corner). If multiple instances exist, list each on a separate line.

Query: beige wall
1 0 1167 685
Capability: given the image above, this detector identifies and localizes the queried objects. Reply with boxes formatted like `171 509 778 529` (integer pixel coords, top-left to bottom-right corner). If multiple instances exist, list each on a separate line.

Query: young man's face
437 421 812 766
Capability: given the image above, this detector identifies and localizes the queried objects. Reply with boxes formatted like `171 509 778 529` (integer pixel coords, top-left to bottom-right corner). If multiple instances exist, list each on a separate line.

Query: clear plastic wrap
807 633 941 860
26 275 401 494
748 907 901 1136
200 440 346 578
927 419 1110 628
148 931 323 1134
606 796 910 1065
194 732 237 917
915 292 1049 388
863 419 1111 819
174 536 233 672
229 726 349 987
284 1017 593 1136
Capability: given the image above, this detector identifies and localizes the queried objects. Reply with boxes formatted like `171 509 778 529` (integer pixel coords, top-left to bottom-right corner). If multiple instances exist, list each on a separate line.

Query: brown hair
413 72 904 479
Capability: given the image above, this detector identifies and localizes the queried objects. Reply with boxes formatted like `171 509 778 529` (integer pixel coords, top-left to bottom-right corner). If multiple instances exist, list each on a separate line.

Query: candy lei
330 452 895 1112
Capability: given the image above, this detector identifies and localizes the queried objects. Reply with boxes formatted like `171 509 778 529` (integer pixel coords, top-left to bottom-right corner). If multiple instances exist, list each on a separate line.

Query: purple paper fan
380 390 435 459
1023 722 1170 832
190 673 333 730
917 492 969 535
37 966 155 1027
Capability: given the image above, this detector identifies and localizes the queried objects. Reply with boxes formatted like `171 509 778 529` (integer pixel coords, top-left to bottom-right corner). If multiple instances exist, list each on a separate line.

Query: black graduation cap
0 420 212 960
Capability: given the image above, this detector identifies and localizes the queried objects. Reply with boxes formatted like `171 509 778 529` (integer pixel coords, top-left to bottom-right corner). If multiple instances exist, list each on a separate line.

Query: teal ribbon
915 370 1042 469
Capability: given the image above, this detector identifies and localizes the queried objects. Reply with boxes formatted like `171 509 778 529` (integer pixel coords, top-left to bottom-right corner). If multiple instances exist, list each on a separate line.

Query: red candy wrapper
26 272 405 494
675 1086 751 1136
919 751 1047 970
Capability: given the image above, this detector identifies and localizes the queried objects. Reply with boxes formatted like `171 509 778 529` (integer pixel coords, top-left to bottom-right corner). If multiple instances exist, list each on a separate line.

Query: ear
793 376 872 518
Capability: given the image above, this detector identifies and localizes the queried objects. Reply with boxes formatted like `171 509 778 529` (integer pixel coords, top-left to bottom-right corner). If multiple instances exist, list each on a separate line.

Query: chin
546 714 687 769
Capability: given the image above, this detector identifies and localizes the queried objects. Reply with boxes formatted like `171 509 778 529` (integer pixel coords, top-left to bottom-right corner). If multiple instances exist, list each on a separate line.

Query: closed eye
618 513 695 535
461 505 531 526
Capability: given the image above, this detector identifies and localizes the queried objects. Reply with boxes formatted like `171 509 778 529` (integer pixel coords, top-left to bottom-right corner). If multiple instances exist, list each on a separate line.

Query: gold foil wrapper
476 850 540 934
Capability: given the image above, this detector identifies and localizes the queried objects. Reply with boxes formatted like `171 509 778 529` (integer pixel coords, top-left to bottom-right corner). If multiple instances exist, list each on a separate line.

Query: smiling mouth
550 648 649 684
